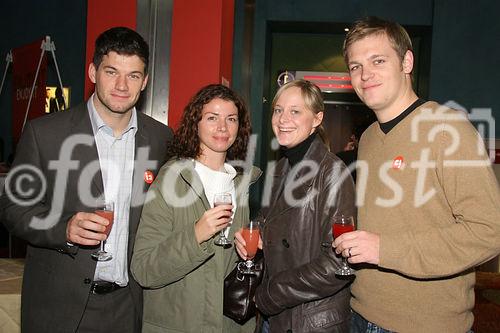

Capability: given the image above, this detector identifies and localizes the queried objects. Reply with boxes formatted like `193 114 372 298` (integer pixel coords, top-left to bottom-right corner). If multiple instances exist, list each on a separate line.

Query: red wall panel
169 0 234 129
84 0 234 129
84 0 136 99
220 0 235 85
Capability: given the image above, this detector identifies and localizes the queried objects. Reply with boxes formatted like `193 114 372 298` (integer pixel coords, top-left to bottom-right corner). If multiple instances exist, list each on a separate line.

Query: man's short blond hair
343 16 413 65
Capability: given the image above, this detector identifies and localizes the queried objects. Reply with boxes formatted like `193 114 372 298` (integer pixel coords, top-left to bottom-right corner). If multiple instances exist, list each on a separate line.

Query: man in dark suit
0 27 172 333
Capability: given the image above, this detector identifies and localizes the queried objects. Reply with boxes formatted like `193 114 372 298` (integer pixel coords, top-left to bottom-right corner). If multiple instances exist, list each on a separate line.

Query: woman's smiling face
271 86 323 148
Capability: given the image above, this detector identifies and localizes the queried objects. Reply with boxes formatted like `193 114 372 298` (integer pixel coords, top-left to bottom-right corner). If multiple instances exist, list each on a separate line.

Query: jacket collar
66 104 152 196
129 111 152 230
272 136 328 186
177 159 262 209
266 136 329 220
67 103 152 218
66 104 104 197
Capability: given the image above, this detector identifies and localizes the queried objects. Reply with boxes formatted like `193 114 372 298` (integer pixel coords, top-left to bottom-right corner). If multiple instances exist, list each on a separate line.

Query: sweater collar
281 132 318 167
379 98 426 134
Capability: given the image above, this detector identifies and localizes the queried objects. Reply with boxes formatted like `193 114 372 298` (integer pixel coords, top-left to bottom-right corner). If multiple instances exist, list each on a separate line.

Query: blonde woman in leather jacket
235 79 355 333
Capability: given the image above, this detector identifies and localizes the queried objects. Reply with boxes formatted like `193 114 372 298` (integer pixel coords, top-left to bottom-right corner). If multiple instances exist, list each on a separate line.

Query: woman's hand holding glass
234 221 263 275
213 193 233 246
234 229 263 259
194 203 233 244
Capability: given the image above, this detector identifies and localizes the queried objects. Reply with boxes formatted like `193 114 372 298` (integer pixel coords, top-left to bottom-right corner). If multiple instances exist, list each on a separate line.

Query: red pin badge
392 156 404 170
144 170 155 184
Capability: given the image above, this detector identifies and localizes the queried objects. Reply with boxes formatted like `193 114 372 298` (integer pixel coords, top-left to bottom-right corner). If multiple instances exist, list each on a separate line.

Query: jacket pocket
301 298 350 332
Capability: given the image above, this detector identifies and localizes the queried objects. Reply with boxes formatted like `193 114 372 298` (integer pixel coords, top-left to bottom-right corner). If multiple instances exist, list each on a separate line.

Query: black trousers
76 285 139 333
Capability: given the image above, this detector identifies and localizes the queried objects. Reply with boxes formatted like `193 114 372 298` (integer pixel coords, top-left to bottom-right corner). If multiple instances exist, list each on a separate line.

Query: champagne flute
213 192 233 246
91 201 114 261
333 215 355 275
237 220 260 275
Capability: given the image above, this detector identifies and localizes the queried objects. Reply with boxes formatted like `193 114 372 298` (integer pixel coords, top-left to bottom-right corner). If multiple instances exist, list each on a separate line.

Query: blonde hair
343 16 413 66
272 79 329 149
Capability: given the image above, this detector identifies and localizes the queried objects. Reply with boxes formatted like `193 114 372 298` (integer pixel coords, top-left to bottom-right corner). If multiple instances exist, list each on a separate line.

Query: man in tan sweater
334 16 500 332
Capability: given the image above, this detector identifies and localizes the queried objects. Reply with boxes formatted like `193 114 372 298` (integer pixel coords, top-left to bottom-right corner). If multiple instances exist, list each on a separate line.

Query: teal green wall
232 0 500 172
430 0 499 143
270 33 347 92
271 34 347 74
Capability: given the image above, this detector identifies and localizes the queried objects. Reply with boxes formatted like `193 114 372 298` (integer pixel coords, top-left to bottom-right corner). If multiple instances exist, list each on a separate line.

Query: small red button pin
392 156 404 170
144 170 154 184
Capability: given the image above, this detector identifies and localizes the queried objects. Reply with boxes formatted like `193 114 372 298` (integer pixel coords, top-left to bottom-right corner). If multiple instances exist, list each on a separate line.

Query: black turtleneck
379 98 426 134
281 132 317 166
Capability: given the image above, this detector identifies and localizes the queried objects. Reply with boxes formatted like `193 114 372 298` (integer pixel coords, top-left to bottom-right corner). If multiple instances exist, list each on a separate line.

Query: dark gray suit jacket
0 103 173 332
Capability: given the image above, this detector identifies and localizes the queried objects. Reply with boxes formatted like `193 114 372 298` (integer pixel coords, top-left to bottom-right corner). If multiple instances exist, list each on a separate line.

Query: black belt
90 281 126 295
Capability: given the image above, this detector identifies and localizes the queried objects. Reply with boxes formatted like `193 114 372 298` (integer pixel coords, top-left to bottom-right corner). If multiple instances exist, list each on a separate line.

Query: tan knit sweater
352 101 500 332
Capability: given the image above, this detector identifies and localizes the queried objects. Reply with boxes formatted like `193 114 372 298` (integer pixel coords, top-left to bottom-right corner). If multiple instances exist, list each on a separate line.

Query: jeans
351 311 474 333
261 318 270 333
350 311 393 333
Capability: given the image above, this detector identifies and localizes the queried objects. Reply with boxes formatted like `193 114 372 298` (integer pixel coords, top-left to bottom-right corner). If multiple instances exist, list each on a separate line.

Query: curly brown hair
168 84 251 161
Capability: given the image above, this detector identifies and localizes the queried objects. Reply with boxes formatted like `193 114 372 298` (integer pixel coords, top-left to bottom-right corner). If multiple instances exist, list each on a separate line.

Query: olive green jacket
131 159 261 333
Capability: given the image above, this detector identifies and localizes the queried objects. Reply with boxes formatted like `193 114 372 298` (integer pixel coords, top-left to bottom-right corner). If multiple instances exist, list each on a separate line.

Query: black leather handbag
223 252 264 324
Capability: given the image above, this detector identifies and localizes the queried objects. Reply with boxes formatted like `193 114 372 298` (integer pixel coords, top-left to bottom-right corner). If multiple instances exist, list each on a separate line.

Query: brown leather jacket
255 137 355 333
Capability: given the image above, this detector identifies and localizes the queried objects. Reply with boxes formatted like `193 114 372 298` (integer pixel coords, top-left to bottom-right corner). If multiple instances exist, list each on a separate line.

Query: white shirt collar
87 93 138 137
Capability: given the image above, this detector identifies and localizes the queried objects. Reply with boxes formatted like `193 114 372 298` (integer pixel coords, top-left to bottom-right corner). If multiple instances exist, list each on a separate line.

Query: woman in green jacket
131 84 261 333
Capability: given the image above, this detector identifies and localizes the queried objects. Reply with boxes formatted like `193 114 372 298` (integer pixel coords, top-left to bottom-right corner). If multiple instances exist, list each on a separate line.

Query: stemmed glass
333 215 356 275
237 220 260 275
213 192 233 246
91 201 114 261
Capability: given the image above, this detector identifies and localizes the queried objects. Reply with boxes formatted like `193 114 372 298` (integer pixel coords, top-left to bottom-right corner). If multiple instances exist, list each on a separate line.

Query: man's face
88 51 148 115
347 33 413 119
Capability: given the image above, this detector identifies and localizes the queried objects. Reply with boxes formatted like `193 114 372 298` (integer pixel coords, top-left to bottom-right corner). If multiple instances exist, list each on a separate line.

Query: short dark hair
168 84 251 161
93 27 149 74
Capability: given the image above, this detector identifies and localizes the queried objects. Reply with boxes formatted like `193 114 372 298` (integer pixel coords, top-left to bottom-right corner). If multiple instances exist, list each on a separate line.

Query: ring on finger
348 248 352 258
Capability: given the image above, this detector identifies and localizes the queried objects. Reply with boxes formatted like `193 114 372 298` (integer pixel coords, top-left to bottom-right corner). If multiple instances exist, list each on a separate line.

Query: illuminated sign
279 71 354 93
45 86 70 113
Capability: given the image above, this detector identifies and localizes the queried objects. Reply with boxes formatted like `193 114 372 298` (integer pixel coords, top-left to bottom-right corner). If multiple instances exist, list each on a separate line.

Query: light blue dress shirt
88 96 137 286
